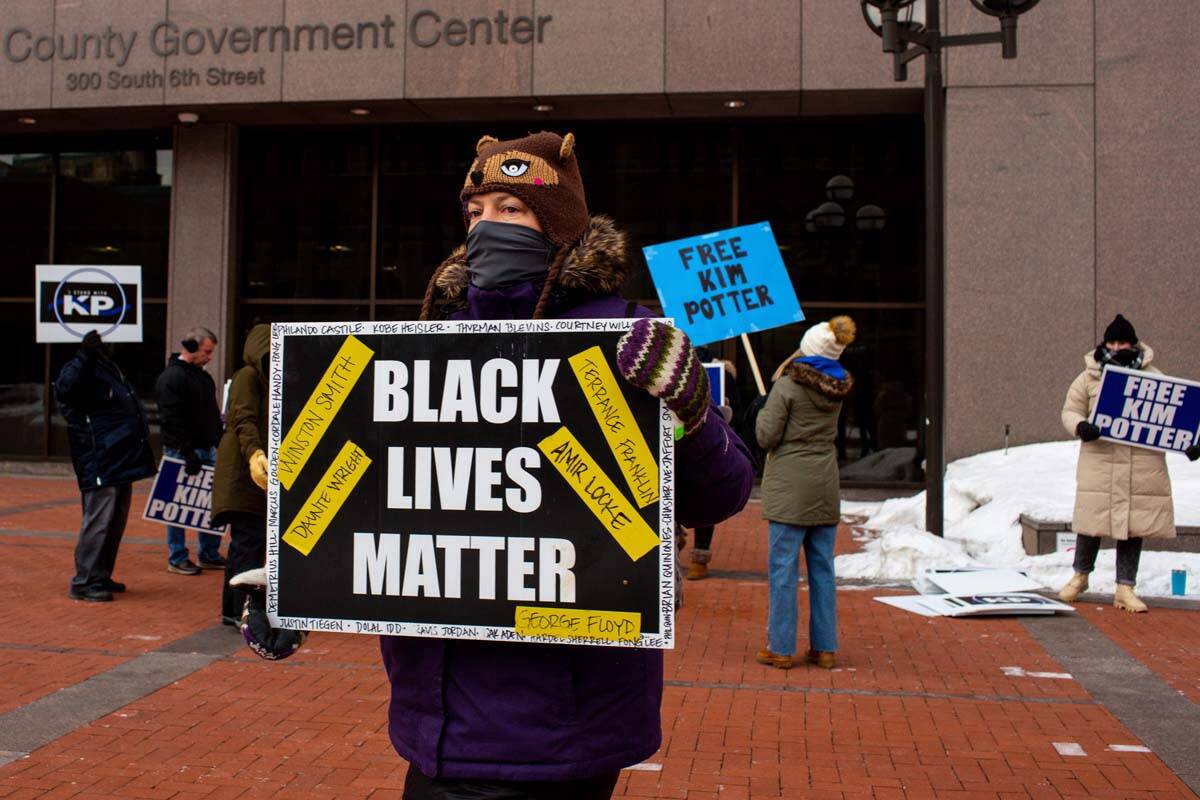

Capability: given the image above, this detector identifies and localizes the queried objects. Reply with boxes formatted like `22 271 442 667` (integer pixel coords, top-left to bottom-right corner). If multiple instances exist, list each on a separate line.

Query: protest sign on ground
1090 365 1200 454
911 567 1043 596
642 222 803 346
876 592 1074 618
35 265 142 343
142 456 224 536
266 320 675 649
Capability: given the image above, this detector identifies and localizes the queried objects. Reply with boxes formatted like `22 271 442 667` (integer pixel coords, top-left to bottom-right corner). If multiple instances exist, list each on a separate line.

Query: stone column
943 0 1096 460
166 123 239 388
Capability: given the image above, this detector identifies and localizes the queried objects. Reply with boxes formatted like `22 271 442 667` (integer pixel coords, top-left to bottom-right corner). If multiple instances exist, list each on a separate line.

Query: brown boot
1114 584 1148 613
1058 572 1089 603
755 648 794 670
686 549 711 581
806 649 836 669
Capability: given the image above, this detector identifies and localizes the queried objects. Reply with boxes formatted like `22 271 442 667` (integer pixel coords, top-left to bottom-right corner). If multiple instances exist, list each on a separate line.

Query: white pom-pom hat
799 315 857 360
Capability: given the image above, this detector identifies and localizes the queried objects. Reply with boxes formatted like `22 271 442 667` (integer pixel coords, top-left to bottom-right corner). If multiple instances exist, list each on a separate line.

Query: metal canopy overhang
0 89 921 136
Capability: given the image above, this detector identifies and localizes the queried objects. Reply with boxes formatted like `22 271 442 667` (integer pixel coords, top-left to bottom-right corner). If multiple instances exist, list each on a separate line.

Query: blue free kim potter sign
1089 365 1200 454
642 222 804 346
141 456 226 536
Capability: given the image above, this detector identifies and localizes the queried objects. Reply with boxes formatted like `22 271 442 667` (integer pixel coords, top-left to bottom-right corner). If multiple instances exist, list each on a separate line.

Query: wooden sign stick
740 332 766 397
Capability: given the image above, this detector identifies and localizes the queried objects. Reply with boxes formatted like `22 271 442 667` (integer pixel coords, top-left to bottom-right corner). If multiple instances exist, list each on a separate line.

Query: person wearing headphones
155 325 225 574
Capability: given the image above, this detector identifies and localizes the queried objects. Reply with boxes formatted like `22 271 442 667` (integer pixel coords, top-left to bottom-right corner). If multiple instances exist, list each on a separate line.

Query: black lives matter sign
265 320 675 649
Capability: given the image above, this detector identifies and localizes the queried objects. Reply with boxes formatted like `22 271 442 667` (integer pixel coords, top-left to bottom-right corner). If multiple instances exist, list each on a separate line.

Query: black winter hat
1102 314 1137 345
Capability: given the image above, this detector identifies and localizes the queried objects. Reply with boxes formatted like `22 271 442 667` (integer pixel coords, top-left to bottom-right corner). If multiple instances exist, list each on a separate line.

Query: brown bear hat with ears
461 131 590 249
421 131 590 320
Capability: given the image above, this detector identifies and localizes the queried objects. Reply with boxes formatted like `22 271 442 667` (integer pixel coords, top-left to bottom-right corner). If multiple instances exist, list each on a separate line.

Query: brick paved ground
1074 603 1200 706
0 476 1196 799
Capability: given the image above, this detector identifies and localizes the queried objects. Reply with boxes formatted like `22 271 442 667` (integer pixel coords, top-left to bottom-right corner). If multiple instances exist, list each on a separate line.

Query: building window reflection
0 136 172 459
237 119 924 484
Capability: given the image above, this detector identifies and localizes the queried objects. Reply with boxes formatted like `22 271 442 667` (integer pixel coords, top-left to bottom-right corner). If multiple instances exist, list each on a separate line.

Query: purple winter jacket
380 219 755 782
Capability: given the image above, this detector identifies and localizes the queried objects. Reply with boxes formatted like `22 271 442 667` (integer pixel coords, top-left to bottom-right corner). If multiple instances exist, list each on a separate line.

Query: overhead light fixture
855 205 888 232
90 245 121 254
349 107 371 116
328 244 353 253
16 117 36 125
532 103 554 112
177 111 200 126
812 201 847 230
826 175 856 202
723 99 746 109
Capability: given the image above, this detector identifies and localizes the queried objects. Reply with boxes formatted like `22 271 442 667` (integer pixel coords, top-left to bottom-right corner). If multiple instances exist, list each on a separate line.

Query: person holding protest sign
55 330 157 601
685 347 737 581
332 131 751 799
155 325 224 575
1059 314 1198 612
212 324 274 627
754 316 856 670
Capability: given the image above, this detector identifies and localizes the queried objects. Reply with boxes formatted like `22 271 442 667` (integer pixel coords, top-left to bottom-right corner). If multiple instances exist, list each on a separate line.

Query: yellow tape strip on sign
283 441 372 556
537 427 660 562
277 335 375 491
568 346 660 508
515 606 641 643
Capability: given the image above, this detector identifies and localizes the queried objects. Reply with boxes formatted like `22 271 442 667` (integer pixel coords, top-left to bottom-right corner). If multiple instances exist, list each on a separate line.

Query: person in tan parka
1058 314 1198 612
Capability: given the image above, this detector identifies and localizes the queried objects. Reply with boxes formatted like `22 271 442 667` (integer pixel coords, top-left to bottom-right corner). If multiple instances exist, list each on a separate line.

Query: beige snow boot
686 548 711 581
1114 584 1148 613
1058 572 1089 603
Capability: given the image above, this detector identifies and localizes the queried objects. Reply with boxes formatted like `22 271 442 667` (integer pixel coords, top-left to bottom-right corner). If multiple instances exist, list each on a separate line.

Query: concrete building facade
1 1 1196 482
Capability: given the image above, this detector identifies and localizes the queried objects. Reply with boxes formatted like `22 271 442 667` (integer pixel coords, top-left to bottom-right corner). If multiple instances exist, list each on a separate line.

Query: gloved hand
239 589 306 661
1076 421 1102 442
249 449 269 490
79 330 104 361
183 449 203 476
1187 444 1200 462
617 319 710 438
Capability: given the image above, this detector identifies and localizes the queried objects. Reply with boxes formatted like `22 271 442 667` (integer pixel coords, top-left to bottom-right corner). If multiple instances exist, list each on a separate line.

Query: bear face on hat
461 131 589 248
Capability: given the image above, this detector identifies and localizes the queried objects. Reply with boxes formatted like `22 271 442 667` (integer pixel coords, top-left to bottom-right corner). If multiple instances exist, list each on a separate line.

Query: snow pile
839 441 1200 597
837 525 974 582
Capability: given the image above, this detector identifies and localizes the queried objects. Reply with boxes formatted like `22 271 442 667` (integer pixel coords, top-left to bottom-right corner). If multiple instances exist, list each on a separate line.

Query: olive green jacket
756 361 853 526
212 324 271 524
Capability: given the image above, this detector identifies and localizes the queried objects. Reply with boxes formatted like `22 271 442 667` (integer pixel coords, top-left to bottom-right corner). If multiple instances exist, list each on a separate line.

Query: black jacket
155 353 223 451
54 351 157 491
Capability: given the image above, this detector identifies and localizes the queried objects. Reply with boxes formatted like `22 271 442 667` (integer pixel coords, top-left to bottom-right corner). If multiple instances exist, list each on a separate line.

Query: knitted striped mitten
616 319 710 438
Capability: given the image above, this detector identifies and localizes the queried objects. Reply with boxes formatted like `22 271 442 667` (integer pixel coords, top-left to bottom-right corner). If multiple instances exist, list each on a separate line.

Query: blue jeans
767 522 838 655
165 446 221 564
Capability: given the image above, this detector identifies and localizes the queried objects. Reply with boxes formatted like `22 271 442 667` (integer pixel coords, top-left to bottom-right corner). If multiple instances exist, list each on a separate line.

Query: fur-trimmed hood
785 361 854 400
430 215 629 308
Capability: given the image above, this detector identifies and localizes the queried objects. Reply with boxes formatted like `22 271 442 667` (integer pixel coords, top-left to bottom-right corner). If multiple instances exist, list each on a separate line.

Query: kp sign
35 265 142 343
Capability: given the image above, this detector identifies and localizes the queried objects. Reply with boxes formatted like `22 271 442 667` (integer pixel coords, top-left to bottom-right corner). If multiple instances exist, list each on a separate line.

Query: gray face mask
466 220 554 290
